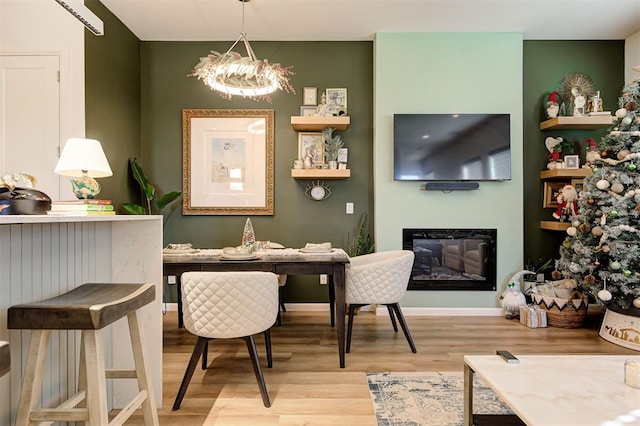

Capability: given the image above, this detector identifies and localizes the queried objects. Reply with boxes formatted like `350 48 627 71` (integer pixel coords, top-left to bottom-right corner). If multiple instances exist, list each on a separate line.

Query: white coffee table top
464 355 640 426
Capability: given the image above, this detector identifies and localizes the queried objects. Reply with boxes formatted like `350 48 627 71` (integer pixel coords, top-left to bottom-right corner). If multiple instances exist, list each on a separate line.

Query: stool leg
128 310 160 425
15 330 50 426
82 330 109 425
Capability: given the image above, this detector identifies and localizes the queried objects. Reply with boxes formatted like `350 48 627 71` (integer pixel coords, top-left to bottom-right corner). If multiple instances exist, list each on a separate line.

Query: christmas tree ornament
598 288 612 302
596 179 610 190
610 261 622 270
551 270 562 279
241 217 256 250
616 108 628 119
618 150 630 160
579 223 591 233
562 240 572 248
566 226 577 236
572 219 581 227
594 259 601 267
584 274 596 284
600 151 608 158
610 210 619 218
626 100 638 111
633 298 640 309
628 163 637 172
587 198 595 205
592 167 599 173
624 269 632 277
591 226 603 236
622 116 633 127
569 262 580 273
611 183 625 193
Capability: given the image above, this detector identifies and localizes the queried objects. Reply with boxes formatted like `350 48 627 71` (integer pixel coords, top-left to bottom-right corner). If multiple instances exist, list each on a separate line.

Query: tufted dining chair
345 250 417 353
172 271 280 409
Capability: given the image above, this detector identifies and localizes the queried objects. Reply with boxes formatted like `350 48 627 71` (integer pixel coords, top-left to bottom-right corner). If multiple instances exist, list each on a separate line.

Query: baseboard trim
162 303 503 316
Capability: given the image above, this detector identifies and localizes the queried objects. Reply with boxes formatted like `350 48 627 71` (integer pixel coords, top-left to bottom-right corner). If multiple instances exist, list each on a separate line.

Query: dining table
162 247 351 368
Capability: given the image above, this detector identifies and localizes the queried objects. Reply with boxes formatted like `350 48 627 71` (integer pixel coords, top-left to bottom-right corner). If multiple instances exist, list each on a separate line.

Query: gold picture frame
182 109 274 215
543 181 569 209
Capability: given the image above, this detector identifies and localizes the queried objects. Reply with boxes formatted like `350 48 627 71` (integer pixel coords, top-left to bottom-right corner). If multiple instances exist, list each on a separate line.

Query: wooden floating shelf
540 168 592 179
291 116 350 131
539 116 613 130
291 169 350 179
540 221 571 231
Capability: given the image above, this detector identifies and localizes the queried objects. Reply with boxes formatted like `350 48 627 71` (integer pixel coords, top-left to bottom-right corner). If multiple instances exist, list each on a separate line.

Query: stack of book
47 199 116 216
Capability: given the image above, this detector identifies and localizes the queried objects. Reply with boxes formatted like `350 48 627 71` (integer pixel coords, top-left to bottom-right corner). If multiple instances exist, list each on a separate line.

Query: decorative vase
328 160 338 169
599 304 640 351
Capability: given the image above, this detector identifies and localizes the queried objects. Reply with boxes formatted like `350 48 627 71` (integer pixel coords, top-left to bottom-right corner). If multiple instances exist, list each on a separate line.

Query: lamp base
69 175 101 199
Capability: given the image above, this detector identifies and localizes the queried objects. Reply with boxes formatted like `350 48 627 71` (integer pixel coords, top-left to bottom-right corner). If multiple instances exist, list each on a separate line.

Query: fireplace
402 228 497 291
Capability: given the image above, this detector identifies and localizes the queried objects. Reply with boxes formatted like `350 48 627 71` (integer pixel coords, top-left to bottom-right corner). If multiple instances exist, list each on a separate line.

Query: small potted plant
323 127 344 169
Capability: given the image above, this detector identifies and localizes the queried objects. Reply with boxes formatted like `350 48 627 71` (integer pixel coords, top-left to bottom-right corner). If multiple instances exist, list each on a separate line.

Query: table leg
333 264 346 368
463 362 474 426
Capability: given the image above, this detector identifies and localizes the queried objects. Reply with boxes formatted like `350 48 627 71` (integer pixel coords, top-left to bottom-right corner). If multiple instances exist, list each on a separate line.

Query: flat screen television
403 228 497 291
393 113 511 181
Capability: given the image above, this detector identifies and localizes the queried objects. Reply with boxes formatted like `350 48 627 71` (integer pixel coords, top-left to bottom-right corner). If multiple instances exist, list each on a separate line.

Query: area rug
367 372 513 426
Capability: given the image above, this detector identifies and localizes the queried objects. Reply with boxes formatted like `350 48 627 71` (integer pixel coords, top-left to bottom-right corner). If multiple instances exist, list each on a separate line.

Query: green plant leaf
130 158 155 202
156 191 182 210
122 203 147 215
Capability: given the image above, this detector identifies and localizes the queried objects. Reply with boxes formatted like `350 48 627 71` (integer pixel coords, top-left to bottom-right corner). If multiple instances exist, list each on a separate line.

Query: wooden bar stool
0 341 9 377
8 283 159 425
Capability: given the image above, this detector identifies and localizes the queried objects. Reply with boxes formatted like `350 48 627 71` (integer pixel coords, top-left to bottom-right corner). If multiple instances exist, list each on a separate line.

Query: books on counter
48 199 116 216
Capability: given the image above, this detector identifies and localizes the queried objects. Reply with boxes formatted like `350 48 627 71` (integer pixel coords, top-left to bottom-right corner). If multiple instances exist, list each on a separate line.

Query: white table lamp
55 138 113 199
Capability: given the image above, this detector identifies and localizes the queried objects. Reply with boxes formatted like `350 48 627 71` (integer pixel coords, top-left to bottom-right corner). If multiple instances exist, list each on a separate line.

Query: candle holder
625 360 640 389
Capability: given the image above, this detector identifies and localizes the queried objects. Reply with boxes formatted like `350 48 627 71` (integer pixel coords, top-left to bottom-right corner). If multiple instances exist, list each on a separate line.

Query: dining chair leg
390 303 417 353
386 305 398 332
243 335 271 407
264 329 273 368
346 304 362 353
173 336 209 410
201 339 209 370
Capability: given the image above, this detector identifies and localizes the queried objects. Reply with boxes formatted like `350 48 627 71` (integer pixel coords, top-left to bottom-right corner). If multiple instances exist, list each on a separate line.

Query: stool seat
0 341 9 377
8 283 155 330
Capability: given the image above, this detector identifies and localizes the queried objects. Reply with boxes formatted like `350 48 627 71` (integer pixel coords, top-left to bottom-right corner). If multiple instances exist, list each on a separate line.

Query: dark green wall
140 41 374 302
85 0 141 206
523 40 625 270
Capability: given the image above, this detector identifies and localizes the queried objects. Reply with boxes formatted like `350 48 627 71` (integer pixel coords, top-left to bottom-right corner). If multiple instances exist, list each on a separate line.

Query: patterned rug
367 372 513 426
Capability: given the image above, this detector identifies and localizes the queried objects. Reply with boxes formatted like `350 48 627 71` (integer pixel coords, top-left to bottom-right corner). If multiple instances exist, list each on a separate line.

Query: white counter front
0 215 163 425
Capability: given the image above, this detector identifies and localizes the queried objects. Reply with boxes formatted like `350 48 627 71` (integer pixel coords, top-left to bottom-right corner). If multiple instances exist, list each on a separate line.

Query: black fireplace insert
403 228 497 291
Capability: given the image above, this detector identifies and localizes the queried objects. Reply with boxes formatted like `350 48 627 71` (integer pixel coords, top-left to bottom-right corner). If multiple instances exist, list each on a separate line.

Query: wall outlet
320 274 328 284
167 275 176 284
346 202 354 214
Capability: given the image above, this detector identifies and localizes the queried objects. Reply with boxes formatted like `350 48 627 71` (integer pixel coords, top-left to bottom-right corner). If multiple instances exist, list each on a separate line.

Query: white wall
374 32 524 309
626 31 640 84
0 0 86 197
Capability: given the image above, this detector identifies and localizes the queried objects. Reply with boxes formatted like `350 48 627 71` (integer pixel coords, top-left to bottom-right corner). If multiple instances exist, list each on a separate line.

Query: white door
0 55 62 200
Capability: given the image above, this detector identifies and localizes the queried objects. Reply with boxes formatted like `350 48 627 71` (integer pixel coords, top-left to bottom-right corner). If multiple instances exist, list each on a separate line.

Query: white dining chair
345 250 417 353
173 271 279 409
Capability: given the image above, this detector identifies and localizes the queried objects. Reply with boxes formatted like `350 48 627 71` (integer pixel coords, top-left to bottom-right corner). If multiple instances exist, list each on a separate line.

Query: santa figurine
581 138 600 168
552 184 579 221
546 91 561 118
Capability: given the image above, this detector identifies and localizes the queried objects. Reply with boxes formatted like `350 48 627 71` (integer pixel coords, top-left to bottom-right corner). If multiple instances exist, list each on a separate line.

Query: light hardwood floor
124 308 637 425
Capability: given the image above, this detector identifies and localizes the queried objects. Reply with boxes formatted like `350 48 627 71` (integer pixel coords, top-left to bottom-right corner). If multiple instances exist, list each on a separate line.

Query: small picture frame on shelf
543 181 569 208
325 87 347 115
571 178 584 193
337 148 348 163
298 132 324 165
303 87 318 106
300 106 317 117
564 155 580 169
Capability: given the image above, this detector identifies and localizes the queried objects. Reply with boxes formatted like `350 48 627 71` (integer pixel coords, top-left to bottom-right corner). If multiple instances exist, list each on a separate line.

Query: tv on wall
393 113 511 181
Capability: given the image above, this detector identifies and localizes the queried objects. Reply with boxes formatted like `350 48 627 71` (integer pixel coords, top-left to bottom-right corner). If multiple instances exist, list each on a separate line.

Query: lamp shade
54 138 112 178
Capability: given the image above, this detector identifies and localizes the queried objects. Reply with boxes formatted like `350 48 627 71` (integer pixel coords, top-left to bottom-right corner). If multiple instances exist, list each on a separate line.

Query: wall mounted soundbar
422 182 480 191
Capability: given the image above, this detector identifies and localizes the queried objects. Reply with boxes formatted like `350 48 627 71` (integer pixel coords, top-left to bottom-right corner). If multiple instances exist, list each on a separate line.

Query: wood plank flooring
123 308 637 425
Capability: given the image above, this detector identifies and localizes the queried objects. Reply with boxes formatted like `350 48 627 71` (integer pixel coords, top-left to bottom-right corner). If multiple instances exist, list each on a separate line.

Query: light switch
346 202 354 214
320 274 328 284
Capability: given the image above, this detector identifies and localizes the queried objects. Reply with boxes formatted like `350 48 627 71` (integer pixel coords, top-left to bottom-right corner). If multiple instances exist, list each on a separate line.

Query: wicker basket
531 289 588 328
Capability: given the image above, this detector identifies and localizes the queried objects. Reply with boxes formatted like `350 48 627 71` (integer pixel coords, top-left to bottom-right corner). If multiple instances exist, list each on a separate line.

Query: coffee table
464 354 640 426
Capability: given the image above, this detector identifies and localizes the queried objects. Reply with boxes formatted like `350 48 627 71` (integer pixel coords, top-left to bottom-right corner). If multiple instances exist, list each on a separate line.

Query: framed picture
565 154 580 169
300 106 317 117
571 178 585 193
302 87 317 106
543 181 569 208
325 87 347 114
182 109 274 215
298 132 324 165
337 148 348 163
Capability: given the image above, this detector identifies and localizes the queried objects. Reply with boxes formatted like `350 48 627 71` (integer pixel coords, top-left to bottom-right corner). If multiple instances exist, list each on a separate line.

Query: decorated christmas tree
555 67 640 312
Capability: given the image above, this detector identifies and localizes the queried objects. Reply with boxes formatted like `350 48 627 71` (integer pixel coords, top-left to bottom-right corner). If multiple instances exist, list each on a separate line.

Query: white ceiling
99 0 640 42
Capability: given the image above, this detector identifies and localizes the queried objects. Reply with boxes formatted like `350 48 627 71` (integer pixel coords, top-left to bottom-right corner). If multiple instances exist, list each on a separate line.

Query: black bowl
0 187 52 215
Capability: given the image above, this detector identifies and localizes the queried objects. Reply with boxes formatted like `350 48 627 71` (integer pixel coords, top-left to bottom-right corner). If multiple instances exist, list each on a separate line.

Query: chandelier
189 0 295 101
